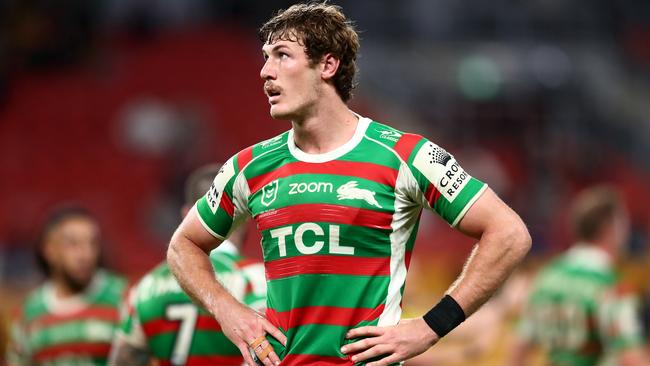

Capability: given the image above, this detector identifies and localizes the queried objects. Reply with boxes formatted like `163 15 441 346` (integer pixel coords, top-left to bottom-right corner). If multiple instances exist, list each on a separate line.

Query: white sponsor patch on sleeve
206 157 236 214
412 141 471 203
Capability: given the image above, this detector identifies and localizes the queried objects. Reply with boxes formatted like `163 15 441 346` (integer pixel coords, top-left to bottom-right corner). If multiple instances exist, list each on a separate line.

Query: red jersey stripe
236 258 261 268
394 133 423 162
266 304 385 330
236 146 254 170
281 354 353 366
220 192 235 217
31 306 119 329
255 203 393 232
159 355 243 366
405 250 413 270
143 315 223 337
265 255 391 280
247 161 398 194
424 182 441 206
34 343 111 361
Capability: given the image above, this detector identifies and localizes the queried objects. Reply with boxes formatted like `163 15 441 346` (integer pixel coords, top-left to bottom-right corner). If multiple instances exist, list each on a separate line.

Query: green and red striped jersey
7 270 126 366
196 117 487 365
518 245 644 366
115 241 266 366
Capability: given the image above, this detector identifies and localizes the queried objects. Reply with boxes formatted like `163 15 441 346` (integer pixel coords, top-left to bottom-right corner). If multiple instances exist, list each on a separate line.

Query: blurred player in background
511 186 650 366
6 206 127 366
167 3 531 366
109 164 266 366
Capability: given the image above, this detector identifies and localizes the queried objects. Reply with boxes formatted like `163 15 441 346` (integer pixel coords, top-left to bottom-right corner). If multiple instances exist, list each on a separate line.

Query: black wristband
422 295 466 337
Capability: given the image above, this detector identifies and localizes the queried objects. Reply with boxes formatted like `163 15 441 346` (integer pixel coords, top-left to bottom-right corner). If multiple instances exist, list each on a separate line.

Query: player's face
44 217 101 292
261 36 322 120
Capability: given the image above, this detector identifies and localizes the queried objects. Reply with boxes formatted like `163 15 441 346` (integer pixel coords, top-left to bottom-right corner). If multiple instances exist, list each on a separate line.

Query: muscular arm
448 188 532 316
167 206 229 315
343 188 531 366
167 206 285 366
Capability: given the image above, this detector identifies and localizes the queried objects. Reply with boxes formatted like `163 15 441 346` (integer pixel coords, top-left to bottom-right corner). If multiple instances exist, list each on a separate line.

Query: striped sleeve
196 147 253 239
395 134 487 226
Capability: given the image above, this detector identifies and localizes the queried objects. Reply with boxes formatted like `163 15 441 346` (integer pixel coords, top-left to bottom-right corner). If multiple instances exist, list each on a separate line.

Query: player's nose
260 59 276 80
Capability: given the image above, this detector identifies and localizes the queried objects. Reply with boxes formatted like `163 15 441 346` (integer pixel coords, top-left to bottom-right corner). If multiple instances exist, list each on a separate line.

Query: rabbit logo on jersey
412 141 470 203
337 181 382 208
207 159 235 214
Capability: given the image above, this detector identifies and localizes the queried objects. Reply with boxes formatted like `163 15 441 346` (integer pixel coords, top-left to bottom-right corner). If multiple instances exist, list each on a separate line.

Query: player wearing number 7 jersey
168 3 531 366
109 165 266 366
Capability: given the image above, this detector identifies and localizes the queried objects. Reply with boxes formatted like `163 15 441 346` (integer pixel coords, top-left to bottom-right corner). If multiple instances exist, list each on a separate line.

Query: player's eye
279 52 289 59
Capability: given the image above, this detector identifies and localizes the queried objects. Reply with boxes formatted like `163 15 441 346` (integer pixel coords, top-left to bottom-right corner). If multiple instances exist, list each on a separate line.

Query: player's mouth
265 84 281 104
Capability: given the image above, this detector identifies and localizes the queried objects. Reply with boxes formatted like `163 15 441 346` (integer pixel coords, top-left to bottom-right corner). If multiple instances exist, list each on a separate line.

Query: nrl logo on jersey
337 181 382 208
261 179 279 206
260 135 283 148
375 128 402 142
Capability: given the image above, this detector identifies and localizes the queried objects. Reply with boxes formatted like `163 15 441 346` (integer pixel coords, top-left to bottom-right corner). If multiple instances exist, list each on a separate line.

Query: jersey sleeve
399 135 487 226
597 288 644 353
196 154 250 240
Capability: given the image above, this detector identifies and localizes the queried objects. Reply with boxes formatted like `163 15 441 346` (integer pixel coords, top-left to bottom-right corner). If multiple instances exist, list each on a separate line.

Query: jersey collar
287 114 370 163
43 270 105 314
566 244 613 271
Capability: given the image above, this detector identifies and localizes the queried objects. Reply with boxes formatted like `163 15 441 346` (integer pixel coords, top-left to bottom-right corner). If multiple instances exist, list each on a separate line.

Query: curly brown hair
259 1 360 102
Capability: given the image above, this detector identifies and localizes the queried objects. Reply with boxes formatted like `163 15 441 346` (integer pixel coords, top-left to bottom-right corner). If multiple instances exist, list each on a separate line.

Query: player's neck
51 272 91 298
52 278 81 298
584 237 617 260
290 100 358 154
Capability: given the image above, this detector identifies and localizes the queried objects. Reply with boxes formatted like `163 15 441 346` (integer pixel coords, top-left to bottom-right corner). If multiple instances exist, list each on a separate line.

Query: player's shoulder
93 270 128 305
136 262 171 287
363 119 432 163
100 269 128 286
20 285 50 322
97 270 128 294
364 120 407 144
232 131 291 173
132 262 187 305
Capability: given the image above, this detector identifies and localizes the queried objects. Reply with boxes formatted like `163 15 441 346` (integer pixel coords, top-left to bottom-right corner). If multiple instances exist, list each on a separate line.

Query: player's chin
269 106 293 121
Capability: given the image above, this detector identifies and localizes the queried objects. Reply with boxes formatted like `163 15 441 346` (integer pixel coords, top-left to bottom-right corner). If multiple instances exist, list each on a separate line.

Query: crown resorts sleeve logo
412 141 471 203
336 181 382 208
260 179 279 206
429 146 452 166
207 159 236 214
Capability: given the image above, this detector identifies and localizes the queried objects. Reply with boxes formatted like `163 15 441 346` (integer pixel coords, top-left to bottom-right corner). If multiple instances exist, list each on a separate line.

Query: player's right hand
213 298 286 366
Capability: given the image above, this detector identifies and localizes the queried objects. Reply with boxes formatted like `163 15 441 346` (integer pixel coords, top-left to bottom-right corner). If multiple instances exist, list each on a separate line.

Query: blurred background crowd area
0 0 649 363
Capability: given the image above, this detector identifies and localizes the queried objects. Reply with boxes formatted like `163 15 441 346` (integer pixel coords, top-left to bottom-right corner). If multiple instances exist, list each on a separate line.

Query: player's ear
320 53 340 81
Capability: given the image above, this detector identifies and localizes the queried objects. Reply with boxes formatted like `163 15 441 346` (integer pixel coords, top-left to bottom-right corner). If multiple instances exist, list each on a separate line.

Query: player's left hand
341 318 439 366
